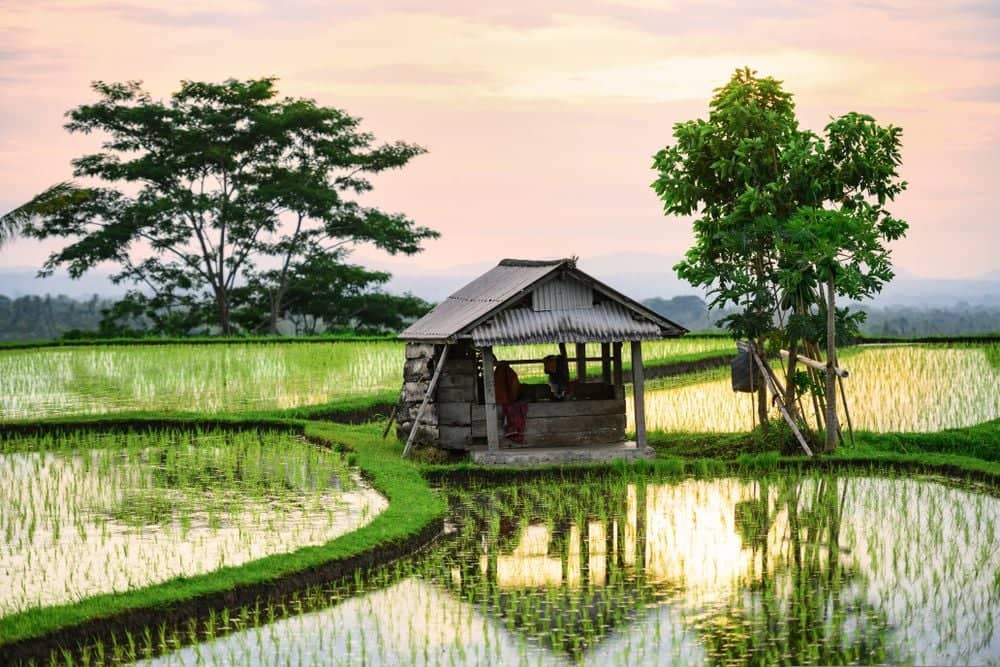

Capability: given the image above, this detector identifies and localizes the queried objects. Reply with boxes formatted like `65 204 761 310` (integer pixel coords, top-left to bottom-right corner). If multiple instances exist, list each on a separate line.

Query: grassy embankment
0 418 446 661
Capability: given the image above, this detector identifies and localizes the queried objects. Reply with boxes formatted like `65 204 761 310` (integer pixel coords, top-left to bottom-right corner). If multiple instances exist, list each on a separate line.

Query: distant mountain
382 252 700 303
4 254 999 309
0 268 126 299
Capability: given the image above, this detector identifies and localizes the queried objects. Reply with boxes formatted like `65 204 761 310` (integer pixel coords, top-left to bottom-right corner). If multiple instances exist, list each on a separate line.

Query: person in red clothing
494 361 527 443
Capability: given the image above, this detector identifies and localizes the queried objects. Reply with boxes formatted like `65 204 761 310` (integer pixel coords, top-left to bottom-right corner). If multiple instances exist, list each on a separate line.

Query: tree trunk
215 287 231 335
784 338 800 421
824 278 838 453
269 292 281 336
756 339 769 428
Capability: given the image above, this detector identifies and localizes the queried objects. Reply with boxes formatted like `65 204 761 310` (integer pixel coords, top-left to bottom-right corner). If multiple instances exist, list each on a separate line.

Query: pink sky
1 0 997 283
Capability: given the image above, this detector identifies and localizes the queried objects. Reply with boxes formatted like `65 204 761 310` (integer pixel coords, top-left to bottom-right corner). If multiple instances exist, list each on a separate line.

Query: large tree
1 78 438 334
652 68 907 447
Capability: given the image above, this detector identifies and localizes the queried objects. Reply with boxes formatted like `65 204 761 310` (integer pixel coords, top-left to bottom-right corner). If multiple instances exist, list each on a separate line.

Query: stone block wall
396 342 440 446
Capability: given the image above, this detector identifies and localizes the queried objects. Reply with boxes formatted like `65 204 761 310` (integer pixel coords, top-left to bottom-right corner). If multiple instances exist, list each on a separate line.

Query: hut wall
436 354 477 450
450 398 626 448
396 342 439 446
397 341 478 449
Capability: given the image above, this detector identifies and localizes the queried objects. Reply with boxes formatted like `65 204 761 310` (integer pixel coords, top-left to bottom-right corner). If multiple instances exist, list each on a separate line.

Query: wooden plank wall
445 398 627 448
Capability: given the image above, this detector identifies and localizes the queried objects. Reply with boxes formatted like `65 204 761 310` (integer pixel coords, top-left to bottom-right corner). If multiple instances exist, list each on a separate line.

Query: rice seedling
632 344 1000 433
0 429 387 616
0 338 733 420
114 469 1000 666
0 342 404 420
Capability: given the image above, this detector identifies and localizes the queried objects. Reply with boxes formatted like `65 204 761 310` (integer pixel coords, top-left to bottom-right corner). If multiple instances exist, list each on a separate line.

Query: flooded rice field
0 338 732 421
0 342 404 420
98 470 1000 666
0 430 386 615
630 344 1000 433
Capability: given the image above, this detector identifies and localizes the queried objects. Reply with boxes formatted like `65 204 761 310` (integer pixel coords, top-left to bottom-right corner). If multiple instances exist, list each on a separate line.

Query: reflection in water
136 473 999 666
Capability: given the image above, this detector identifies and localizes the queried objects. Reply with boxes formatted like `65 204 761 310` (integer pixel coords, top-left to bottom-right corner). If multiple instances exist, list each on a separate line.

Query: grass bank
0 420 446 664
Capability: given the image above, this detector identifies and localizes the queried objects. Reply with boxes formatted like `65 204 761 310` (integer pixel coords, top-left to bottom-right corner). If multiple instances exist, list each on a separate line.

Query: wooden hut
397 258 686 463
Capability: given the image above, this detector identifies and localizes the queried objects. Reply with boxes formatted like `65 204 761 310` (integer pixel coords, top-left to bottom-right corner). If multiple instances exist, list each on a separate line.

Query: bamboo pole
779 349 848 378
837 374 855 446
381 403 398 439
401 344 450 459
751 349 813 457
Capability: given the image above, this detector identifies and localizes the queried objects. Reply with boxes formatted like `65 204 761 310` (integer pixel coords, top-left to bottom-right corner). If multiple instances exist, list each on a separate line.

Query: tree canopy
2 78 438 334
651 67 908 445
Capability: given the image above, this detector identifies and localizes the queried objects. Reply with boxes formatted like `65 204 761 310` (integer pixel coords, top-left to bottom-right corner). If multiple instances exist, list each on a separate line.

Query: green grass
0 420 446 650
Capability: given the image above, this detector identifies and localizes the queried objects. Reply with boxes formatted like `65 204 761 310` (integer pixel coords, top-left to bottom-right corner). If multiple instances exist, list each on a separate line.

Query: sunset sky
1 0 997 289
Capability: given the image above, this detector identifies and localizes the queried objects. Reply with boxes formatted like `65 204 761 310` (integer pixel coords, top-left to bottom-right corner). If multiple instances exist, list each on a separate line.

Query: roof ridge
498 258 573 268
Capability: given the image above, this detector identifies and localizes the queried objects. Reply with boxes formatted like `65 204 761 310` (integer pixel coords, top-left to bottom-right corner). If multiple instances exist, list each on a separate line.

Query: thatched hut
397 258 686 463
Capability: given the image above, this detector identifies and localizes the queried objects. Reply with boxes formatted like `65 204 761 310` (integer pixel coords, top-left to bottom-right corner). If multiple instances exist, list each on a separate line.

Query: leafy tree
652 68 907 447
229 250 431 334
1 78 438 334
651 68 808 424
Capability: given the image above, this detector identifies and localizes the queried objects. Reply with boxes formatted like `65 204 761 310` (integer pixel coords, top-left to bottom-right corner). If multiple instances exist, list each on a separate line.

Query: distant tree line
3 292 998 342
642 295 1000 337
0 284 431 341
0 295 112 341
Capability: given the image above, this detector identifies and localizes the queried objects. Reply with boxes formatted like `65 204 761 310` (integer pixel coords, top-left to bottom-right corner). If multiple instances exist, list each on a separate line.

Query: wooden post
481 346 500 451
630 340 647 449
837 374 855 446
612 342 623 388
575 343 587 380
401 344 450 459
601 343 612 384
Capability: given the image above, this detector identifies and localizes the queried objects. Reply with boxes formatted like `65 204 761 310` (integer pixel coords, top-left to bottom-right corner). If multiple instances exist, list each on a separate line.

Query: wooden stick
837 374 855 446
751 349 813 457
381 403 398 439
401 344 450 459
779 349 848 378
630 340 647 449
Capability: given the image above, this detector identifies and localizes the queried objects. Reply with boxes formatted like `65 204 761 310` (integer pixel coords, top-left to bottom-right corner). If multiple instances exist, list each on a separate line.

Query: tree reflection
436 473 898 665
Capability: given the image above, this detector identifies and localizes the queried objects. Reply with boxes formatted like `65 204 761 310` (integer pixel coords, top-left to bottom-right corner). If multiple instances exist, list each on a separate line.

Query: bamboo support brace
752 350 814 457
779 349 849 378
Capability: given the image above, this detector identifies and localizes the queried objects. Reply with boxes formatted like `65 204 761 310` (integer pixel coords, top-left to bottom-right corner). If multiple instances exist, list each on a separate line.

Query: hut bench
397 258 687 461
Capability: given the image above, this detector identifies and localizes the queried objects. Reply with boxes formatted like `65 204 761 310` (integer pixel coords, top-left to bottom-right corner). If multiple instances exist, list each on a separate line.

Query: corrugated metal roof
399 258 686 342
400 259 562 340
471 302 666 345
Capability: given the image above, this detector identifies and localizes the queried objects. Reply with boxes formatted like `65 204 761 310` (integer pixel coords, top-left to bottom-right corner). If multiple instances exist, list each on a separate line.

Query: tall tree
1 78 438 334
774 112 907 451
651 68 806 425
652 69 907 448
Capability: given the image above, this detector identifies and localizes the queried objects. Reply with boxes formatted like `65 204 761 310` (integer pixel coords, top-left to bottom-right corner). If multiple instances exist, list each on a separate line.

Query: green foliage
651 68 908 442
3 78 438 335
652 67 907 340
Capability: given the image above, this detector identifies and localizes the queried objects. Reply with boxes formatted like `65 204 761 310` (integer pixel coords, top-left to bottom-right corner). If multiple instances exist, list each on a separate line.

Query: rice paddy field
1 338 998 666
0 338 733 420
87 471 1000 666
630 344 1000 433
0 429 386 616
